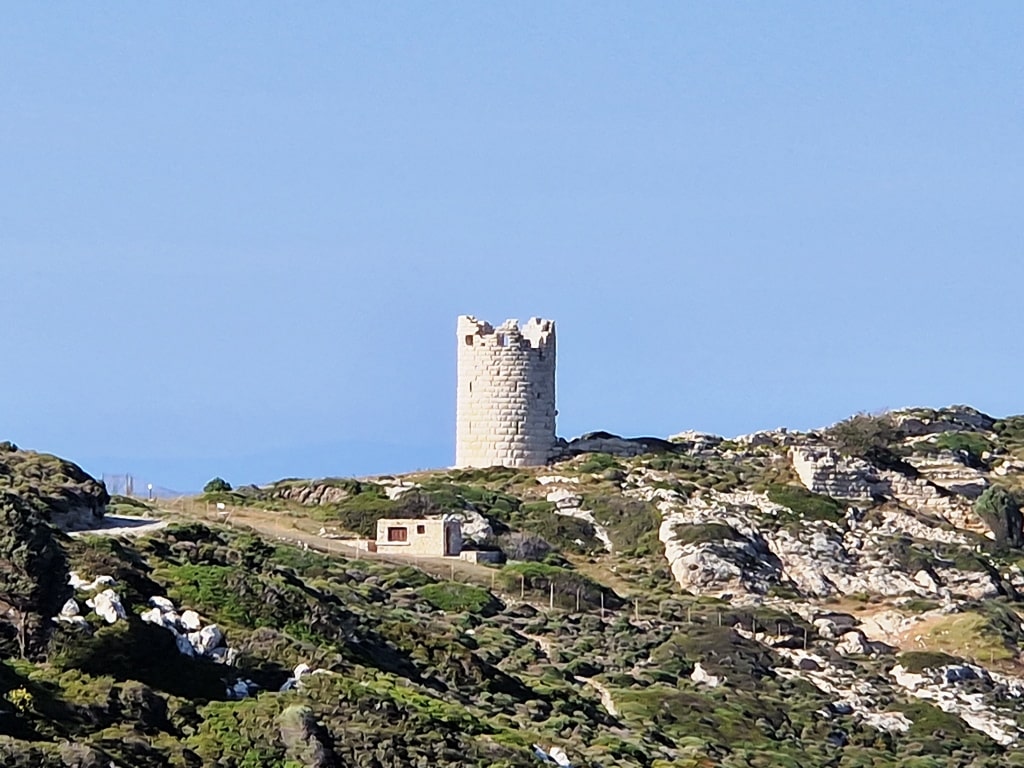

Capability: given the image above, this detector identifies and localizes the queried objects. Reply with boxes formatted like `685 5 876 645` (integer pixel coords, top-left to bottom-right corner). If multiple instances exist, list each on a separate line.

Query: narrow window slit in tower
465 335 474 346
497 334 507 347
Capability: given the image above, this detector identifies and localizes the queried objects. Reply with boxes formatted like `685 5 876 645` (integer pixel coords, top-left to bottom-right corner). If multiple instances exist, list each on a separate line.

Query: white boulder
53 599 89 629
187 625 225 656
691 662 722 688
69 573 117 592
836 631 869 656
280 662 313 691
86 589 127 624
148 596 176 612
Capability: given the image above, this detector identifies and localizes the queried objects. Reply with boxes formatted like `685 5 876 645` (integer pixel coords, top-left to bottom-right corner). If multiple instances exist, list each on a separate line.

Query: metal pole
600 591 605 620
520 575 525 599
549 582 554 611
575 587 581 612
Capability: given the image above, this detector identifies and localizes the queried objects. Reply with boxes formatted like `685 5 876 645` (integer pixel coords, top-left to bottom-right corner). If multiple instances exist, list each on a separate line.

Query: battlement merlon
457 315 555 350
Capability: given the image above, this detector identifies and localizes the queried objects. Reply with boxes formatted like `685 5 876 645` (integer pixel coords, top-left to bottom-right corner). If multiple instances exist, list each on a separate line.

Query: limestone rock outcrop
892 406 996 436
790 447 883 501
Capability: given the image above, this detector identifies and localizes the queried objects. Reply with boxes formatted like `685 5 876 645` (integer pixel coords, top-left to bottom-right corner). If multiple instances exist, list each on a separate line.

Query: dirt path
575 676 620 718
520 630 619 718
158 501 504 587
67 515 168 538
520 632 556 661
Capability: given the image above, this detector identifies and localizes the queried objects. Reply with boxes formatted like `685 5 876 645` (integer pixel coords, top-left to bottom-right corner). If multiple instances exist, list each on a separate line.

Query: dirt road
158 500 505 587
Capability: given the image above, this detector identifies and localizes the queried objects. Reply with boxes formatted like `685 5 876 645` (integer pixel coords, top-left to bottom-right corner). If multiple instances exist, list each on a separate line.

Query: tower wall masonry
455 315 556 468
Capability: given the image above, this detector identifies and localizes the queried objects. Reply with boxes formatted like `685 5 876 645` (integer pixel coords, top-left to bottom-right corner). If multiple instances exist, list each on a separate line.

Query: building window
497 334 507 347
416 524 426 535
465 335 474 346
387 527 408 542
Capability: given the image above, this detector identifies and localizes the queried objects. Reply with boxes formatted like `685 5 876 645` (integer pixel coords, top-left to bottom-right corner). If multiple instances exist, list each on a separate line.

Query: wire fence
144 498 812 641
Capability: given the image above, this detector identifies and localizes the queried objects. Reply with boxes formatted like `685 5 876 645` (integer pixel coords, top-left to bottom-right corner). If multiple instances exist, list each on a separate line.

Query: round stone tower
455 315 556 468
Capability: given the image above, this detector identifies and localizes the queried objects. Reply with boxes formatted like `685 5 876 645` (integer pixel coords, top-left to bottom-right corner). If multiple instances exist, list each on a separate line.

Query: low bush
418 583 501 616
766 484 844 524
575 454 623 474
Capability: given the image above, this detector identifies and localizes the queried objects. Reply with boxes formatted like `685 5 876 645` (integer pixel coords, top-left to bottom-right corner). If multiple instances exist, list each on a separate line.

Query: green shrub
994 416 1024 453
519 513 602 555
766 484 844 523
897 651 961 673
583 495 661 556
418 583 500 616
826 411 904 467
672 523 744 546
974 485 1024 548
202 477 232 494
576 453 623 474
323 489 399 536
498 562 620 610
933 432 992 462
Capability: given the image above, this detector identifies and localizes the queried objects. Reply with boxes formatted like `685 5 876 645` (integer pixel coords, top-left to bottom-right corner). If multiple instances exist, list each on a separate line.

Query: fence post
575 587 581 613
520 575 525 599
549 582 554 611
600 592 605 620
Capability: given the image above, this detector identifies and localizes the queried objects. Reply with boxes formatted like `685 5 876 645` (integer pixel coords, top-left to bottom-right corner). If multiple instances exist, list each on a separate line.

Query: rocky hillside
0 442 108 528
2 406 1024 766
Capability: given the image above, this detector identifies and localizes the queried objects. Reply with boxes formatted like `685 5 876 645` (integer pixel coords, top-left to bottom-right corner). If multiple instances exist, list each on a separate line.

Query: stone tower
455 315 556 468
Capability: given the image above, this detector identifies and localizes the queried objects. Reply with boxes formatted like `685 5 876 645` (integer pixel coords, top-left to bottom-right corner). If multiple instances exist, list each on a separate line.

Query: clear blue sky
3 4 1022 491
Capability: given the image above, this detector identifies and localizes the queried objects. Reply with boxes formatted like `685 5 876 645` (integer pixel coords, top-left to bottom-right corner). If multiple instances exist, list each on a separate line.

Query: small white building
374 517 462 558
